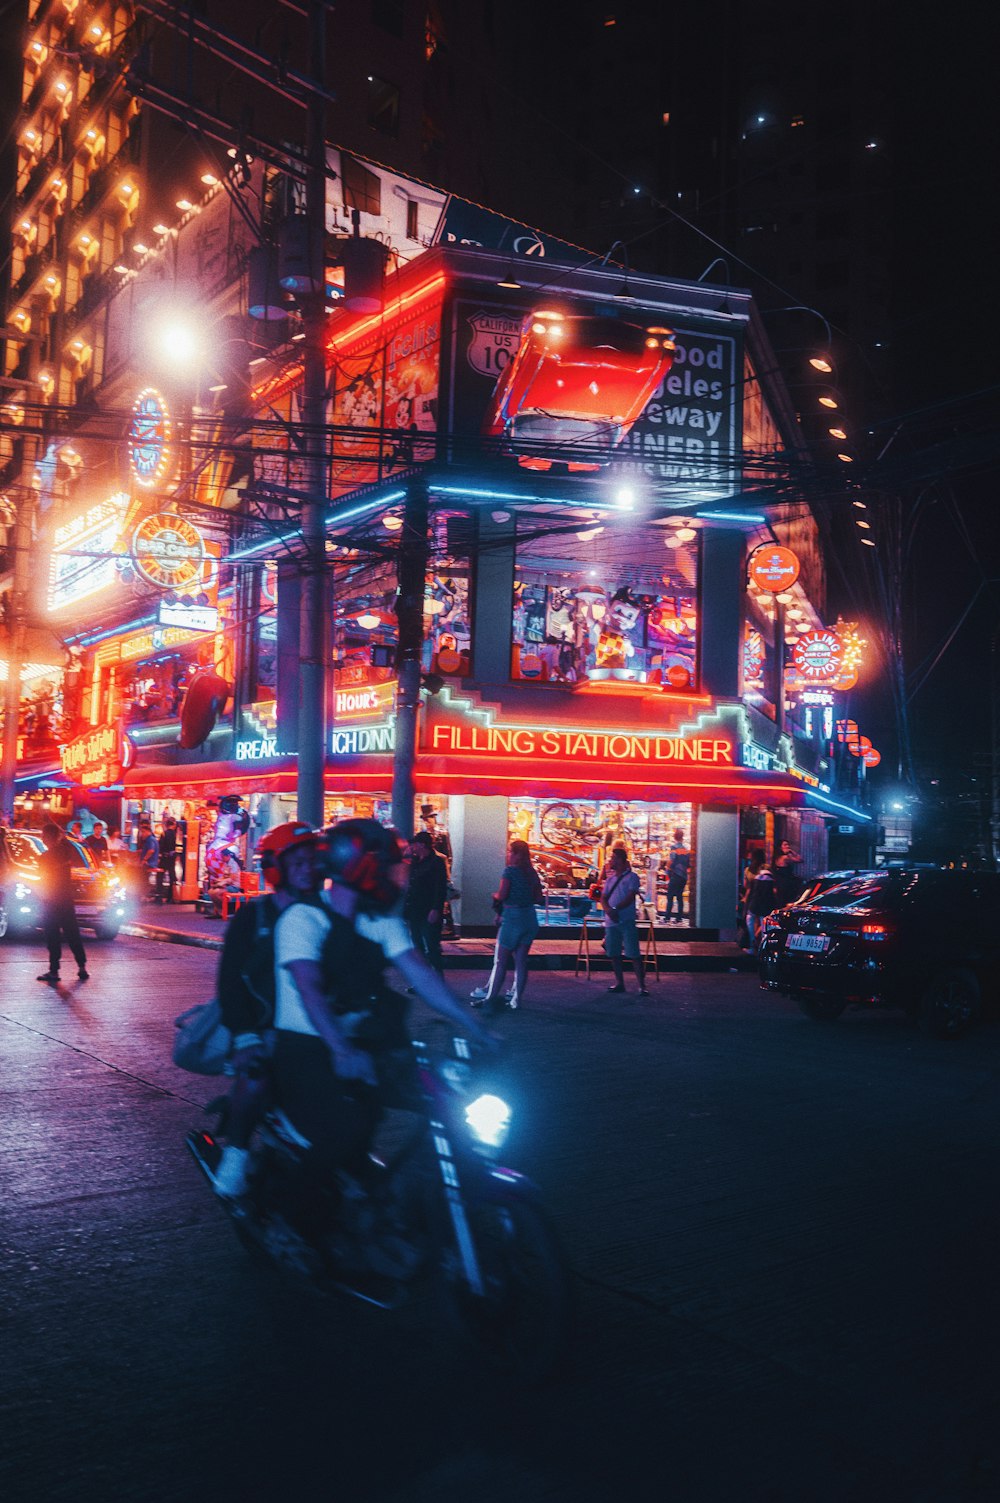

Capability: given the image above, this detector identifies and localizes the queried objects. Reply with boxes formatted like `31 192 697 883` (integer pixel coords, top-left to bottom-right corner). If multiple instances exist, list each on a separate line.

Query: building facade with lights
0 11 873 927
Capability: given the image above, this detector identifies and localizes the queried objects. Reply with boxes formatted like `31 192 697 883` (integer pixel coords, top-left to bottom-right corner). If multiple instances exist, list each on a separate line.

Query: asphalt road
2 931 999 1503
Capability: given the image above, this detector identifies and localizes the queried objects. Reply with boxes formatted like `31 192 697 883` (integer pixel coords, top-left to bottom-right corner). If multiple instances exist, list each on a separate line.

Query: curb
121 921 757 972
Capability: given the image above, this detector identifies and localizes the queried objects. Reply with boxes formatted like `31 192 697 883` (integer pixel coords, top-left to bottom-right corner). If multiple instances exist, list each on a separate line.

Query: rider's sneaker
211 1145 250 1198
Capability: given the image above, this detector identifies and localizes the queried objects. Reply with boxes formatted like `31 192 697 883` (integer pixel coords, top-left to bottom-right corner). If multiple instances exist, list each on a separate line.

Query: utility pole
295 0 329 829
391 477 429 839
0 485 32 824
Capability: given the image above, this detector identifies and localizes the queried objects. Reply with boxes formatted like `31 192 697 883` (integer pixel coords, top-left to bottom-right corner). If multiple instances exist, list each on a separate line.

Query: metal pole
391 478 429 839
0 489 32 824
295 0 328 827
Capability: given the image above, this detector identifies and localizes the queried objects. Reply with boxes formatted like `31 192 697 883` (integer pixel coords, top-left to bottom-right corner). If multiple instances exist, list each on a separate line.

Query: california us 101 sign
791 628 844 681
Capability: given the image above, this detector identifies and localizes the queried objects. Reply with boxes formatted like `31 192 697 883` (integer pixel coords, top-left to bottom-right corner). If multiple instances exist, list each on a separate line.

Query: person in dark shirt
403 831 448 973
37 822 88 983
155 816 178 903
84 821 110 865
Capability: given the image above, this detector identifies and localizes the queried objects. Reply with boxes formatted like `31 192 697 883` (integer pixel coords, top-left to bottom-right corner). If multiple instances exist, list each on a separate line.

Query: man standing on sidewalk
156 816 178 904
404 831 447 973
36 822 88 984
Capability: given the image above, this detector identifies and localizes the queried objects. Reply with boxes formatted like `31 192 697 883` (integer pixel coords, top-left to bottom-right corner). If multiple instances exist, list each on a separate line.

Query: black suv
759 868 1000 1038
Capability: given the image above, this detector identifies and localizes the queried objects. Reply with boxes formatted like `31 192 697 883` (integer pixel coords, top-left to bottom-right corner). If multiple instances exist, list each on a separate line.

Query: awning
124 760 299 799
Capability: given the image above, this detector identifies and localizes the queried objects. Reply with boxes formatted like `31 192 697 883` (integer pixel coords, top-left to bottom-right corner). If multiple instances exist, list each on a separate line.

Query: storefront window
333 511 472 686
509 797 694 921
511 513 699 687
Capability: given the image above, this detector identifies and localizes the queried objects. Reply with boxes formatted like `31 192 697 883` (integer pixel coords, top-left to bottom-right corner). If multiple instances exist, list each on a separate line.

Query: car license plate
786 932 829 953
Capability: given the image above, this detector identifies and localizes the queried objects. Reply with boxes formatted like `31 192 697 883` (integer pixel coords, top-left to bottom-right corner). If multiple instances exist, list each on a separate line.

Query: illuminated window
511 513 699 689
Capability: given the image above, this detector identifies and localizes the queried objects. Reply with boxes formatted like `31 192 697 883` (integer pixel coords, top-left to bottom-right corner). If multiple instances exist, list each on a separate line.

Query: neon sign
60 722 133 786
127 388 172 488
334 680 397 720
748 545 799 592
132 514 206 589
791 629 843 681
48 492 129 612
235 736 280 761
331 723 396 755
430 722 734 765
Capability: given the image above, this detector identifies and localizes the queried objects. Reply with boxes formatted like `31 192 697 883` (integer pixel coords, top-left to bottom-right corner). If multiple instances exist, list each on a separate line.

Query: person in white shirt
273 819 495 1183
601 845 648 997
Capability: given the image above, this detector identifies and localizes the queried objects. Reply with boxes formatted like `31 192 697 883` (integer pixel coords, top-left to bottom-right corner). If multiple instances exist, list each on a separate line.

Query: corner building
126 244 865 935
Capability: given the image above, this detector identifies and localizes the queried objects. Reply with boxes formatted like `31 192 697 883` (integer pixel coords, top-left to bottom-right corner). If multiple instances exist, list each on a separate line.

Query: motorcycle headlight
464 1093 512 1149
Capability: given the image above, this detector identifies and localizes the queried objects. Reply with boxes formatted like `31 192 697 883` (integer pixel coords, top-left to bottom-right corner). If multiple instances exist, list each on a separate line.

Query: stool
639 901 661 982
220 890 251 920
575 917 602 980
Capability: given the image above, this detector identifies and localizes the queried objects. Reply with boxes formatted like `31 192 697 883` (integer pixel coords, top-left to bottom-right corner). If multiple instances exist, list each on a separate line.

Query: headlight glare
464 1093 511 1148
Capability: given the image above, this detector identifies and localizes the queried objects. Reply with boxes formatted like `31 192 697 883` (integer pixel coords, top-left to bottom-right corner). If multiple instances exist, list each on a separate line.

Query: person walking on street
155 816 178 903
476 839 542 1015
744 857 776 955
739 851 764 950
403 831 447 973
602 844 648 996
36 822 88 983
665 827 691 923
136 820 159 902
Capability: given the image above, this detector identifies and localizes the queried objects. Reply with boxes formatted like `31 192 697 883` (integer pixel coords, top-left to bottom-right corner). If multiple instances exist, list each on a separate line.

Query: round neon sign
132 513 205 590
128 388 172 488
791 629 844 681
748 545 800 593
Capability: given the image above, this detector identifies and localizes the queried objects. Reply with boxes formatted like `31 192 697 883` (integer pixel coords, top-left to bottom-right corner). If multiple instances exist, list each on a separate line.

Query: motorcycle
186 1035 572 1382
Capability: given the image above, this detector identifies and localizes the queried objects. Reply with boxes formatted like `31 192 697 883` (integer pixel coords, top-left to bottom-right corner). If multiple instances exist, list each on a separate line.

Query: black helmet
324 818 406 911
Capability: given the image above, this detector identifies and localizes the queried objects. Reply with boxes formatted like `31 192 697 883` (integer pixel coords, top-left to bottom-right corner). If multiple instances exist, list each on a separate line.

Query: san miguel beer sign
60 723 133 787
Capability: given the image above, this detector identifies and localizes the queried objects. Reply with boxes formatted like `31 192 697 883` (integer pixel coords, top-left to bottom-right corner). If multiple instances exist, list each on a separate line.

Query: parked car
759 867 1000 1038
483 310 675 472
1 829 133 940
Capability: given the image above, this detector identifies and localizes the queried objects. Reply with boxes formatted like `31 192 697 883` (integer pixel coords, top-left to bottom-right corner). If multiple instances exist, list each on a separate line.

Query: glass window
367 76 400 137
511 512 698 687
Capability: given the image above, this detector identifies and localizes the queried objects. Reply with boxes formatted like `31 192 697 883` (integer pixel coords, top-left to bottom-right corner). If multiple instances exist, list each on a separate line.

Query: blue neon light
699 510 767 524
806 790 874 821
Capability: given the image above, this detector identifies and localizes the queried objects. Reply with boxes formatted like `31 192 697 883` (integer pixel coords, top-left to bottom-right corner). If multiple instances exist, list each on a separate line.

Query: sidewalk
122 903 756 972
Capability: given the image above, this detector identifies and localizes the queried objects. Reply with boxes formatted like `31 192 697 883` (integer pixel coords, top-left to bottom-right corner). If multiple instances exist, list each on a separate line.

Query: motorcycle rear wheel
441 1192 572 1384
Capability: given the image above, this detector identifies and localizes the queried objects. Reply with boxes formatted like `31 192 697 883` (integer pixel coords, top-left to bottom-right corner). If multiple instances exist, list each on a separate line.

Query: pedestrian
156 815 178 903
601 844 648 997
136 819 159 902
85 821 110 865
404 830 447 973
773 838 802 907
744 857 776 954
476 838 542 1015
738 851 763 950
36 821 88 984
664 827 691 923
68 820 83 843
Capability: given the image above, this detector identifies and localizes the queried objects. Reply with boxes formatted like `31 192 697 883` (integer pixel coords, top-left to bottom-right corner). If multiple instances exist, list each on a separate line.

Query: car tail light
860 922 895 942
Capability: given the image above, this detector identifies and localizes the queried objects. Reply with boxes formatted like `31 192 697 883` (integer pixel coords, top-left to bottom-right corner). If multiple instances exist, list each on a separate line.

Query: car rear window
815 876 894 910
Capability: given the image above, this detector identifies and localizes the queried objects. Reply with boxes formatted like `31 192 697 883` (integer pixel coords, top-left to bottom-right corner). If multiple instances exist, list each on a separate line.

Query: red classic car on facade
484 309 676 471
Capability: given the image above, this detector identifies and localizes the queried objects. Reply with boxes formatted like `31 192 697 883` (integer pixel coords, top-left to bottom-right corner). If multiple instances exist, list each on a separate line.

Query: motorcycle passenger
211 822 323 1198
273 818 495 1193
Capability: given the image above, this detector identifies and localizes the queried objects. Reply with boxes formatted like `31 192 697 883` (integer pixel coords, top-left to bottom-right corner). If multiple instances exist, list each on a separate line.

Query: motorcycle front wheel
441 1190 573 1384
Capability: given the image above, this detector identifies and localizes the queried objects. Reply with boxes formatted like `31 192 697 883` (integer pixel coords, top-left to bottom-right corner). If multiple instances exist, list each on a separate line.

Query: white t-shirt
602 868 641 926
274 894 413 1037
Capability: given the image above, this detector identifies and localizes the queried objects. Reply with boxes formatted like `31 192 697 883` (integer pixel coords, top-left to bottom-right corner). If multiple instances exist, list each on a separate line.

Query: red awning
123 760 299 798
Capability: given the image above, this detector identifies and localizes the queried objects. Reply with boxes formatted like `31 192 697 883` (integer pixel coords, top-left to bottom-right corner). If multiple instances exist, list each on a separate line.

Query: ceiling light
818 395 838 409
153 223 169 235
201 173 218 186
860 537 876 547
615 486 636 509
809 356 833 373
852 500 867 509
355 611 381 630
675 527 697 542
382 515 403 531
837 453 853 463
496 265 521 290
829 427 847 440
856 519 871 529
133 242 149 255
176 198 194 212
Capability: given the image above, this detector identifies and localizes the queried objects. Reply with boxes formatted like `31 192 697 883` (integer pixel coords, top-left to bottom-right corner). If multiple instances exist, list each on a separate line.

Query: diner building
109 243 871 931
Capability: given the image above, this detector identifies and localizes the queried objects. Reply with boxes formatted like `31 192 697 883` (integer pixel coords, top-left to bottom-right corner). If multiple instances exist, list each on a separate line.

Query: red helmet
257 822 320 886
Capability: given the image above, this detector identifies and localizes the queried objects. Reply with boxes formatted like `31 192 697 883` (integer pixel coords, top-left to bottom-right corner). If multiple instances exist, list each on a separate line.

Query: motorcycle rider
211 821 324 1197
273 818 496 1199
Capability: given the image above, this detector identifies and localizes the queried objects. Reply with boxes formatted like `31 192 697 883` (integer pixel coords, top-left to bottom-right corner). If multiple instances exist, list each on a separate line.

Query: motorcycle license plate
786 932 829 953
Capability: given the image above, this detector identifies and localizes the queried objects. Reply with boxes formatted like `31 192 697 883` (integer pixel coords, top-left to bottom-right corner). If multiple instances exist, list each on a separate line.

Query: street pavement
2 930 1000 1503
